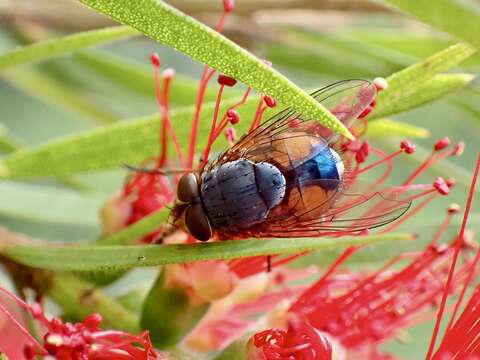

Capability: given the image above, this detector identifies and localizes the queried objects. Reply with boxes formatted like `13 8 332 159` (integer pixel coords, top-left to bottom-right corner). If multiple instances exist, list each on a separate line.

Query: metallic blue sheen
295 145 340 190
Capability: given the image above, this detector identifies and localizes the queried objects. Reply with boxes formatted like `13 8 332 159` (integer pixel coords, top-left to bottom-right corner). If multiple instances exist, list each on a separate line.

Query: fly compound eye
177 173 199 203
185 204 212 241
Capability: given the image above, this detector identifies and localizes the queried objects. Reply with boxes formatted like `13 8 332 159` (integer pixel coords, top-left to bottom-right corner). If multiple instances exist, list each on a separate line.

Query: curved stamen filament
426 155 479 360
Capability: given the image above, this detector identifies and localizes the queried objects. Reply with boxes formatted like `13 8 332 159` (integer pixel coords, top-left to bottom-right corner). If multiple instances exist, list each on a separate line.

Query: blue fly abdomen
295 144 344 190
201 159 286 230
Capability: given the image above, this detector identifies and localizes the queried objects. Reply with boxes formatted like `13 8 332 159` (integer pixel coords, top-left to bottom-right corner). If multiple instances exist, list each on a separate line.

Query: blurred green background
0 0 479 358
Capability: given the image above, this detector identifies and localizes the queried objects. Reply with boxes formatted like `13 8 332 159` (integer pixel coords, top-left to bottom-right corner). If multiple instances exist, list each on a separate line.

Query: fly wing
207 79 376 171
246 186 411 238
207 80 400 240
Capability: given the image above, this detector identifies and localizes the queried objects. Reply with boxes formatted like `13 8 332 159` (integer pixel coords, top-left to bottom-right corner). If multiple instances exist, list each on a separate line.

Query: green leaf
382 0 480 49
0 95 262 179
0 26 138 71
264 27 403 78
78 0 352 138
47 272 140 333
3 69 118 125
1 44 473 180
367 118 430 139
0 124 23 153
371 73 475 119
0 181 103 226
2 233 412 272
96 208 169 245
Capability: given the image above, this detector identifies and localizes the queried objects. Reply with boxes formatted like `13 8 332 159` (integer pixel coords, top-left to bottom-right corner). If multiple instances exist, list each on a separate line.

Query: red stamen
212 87 251 139
380 192 437 233
218 74 237 87
431 205 460 245
451 142 465 157
249 97 267 132
355 140 370 163
149 53 160 67
433 177 450 195
227 109 240 124
434 137 451 151
201 83 225 167
357 148 402 174
400 140 416 154
158 69 182 167
263 95 277 108
226 127 237 146
223 0 235 12
403 138 455 186
373 77 388 91
357 105 373 119
446 243 480 334
426 154 480 360
0 301 46 354
188 66 216 167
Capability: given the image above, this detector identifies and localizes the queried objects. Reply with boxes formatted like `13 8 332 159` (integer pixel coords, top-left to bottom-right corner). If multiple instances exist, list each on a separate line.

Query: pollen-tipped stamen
201 81 226 167
426 155 479 360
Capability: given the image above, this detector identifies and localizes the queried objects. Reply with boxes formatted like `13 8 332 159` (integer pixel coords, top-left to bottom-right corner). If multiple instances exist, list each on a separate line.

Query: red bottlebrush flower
432 284 480 360
247 198 478 359
0 287 163 360
426 155 480 360
252 316 332 360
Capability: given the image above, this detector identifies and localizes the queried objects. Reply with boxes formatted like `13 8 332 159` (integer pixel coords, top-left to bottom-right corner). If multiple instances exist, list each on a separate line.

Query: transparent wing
217 183 411 239
205 80 407 239
207 79 376 172
252 186 411 238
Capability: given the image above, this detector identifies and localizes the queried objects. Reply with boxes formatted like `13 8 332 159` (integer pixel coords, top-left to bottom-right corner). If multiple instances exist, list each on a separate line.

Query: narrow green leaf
1 44 472 179
47 272 140 333
0 181 103 225
382 0 480 49
2 233 412 272
367 118 430 139
0 124 89 190
96 208 169 245
0 95 262 179
0 26 138 71
1 74 471 179
78 0 352 138
3 69 118 125
371 73 475 119
0 124 23 153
